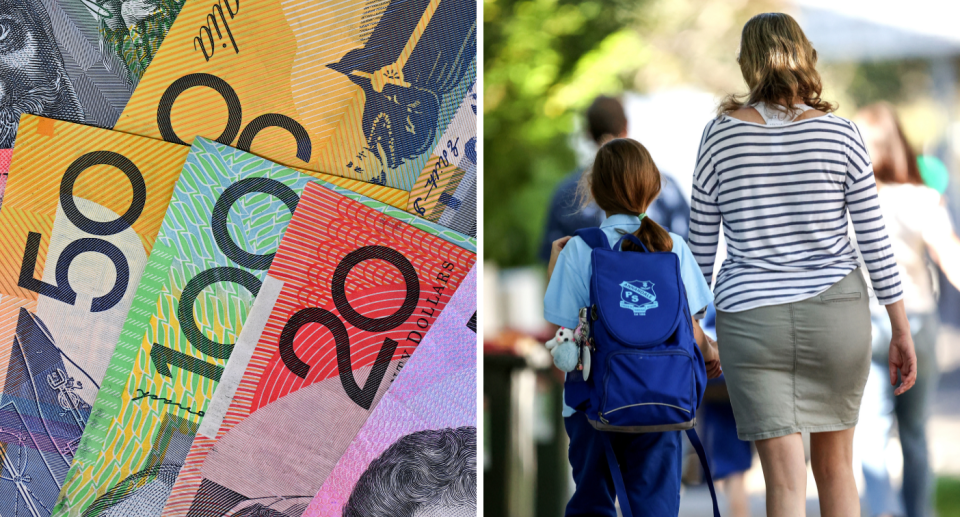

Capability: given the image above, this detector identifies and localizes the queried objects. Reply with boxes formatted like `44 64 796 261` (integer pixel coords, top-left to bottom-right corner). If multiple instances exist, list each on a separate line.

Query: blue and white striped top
688 112 903 313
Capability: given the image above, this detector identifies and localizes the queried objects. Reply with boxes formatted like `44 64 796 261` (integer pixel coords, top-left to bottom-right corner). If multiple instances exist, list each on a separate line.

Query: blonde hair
577 138 673 253
719 13 836 117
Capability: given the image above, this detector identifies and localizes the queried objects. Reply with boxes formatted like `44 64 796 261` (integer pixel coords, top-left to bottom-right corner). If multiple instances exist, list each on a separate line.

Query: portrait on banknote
342 427 477 517
0 0 183 148
0 0 83 147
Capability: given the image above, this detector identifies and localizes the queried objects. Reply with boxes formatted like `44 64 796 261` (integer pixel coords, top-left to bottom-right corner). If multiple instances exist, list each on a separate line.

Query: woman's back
688 111 903 312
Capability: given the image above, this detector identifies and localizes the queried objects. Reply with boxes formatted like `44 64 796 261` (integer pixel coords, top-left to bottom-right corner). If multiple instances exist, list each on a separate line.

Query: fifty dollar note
0 115 189 516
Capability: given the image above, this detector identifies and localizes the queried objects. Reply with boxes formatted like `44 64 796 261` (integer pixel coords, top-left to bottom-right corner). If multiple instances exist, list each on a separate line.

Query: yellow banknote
113 0 477 194
0 115 189 515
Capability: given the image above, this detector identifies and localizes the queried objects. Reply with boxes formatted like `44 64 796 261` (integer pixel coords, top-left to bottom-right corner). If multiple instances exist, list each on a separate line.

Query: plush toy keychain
545 327 578 372
545 323 592 380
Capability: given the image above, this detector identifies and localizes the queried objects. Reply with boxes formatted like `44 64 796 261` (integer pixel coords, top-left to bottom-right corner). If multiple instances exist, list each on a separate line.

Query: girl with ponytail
582 138 675 253
544 137 720 516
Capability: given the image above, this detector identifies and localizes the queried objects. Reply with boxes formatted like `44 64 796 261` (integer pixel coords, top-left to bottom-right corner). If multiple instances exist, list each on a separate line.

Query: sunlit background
483 0 960 515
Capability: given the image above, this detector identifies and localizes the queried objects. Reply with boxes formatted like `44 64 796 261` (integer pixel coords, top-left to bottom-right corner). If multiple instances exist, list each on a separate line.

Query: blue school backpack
566 227 721 517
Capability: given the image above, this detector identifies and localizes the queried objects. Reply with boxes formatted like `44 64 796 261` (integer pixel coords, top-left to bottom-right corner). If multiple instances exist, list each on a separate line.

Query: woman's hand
547 236 573 280
889 330 917 395
702 337 722 379
885 299 917 395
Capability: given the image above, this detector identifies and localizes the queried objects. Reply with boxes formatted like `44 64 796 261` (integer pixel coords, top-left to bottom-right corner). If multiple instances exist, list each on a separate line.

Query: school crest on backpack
620 280 657 315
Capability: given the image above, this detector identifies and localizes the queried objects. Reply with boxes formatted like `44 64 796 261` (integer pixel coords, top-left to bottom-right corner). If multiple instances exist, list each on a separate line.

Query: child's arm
547 236 573 280
692 317 722 379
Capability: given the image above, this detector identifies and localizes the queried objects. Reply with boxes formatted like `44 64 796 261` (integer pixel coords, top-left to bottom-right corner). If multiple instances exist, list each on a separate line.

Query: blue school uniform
544 214 713 517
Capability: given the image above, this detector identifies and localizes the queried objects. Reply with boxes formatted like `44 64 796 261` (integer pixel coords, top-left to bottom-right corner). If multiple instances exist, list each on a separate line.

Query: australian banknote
302 265 476 517
0 114 190 517
406 80 477 237
52 139 473 517
158 179 475 516
0 147 13 207
113 0 477 197
0 0 185 149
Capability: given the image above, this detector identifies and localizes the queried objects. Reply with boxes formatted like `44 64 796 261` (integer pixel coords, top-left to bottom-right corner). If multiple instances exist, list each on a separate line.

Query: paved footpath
678 487 826 516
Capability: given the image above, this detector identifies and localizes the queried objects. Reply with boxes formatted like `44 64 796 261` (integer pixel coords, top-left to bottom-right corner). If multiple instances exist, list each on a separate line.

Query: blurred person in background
688 13 918 517
853 103 960 517
538 96 690 266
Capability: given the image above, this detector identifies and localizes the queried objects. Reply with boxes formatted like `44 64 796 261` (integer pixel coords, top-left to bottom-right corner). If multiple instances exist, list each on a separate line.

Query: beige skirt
716 269 872 441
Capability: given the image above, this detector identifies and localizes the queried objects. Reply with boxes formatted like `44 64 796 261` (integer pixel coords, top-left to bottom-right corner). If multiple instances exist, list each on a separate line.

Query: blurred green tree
483 0 782 267
483 0 644 267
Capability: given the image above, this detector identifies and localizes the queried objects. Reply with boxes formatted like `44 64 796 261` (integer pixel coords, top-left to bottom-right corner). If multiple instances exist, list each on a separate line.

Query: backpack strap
574 227 608 250
614 233 649 253
600 429 721 517
686 428 722 517
599 432 635 517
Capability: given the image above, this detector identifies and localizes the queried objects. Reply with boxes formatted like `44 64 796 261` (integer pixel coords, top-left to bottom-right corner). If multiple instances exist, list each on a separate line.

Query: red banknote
160 180 476 516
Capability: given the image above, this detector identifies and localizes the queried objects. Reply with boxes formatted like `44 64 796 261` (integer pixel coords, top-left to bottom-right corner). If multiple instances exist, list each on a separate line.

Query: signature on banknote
413 137 460 216
132 388 206 417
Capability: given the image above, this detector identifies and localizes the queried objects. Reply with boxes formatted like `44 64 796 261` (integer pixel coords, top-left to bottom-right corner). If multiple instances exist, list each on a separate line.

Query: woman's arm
843 128 914 392
884 299 917 396
688 123 723 310
844 128 904 305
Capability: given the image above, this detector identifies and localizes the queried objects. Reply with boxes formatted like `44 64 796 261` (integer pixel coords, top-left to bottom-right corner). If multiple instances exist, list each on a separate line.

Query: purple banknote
302 265 477 517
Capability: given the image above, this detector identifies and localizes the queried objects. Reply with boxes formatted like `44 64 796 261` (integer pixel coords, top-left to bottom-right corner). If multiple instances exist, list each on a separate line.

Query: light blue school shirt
543 214 714 417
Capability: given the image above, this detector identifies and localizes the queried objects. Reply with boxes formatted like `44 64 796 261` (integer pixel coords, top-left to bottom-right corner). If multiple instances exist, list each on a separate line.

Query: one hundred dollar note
112 0 477 197
302 266 476 517
0 0 186 148
157 180 475 516
0 114 189 517
52 139 472 517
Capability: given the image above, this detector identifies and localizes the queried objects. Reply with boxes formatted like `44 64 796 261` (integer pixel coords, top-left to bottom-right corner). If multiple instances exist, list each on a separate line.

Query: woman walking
688 13 918 517
854 103 960 517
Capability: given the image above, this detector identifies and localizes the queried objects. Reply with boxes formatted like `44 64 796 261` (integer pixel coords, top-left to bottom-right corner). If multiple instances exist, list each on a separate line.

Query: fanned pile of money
0 0 477 514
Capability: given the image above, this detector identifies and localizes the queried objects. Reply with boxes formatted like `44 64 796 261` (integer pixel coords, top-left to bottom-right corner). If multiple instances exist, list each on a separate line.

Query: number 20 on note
149 178 420 412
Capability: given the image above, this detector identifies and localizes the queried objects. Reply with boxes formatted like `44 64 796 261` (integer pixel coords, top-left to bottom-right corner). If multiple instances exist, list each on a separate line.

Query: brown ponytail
577 138 674 253
630 216 673 253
